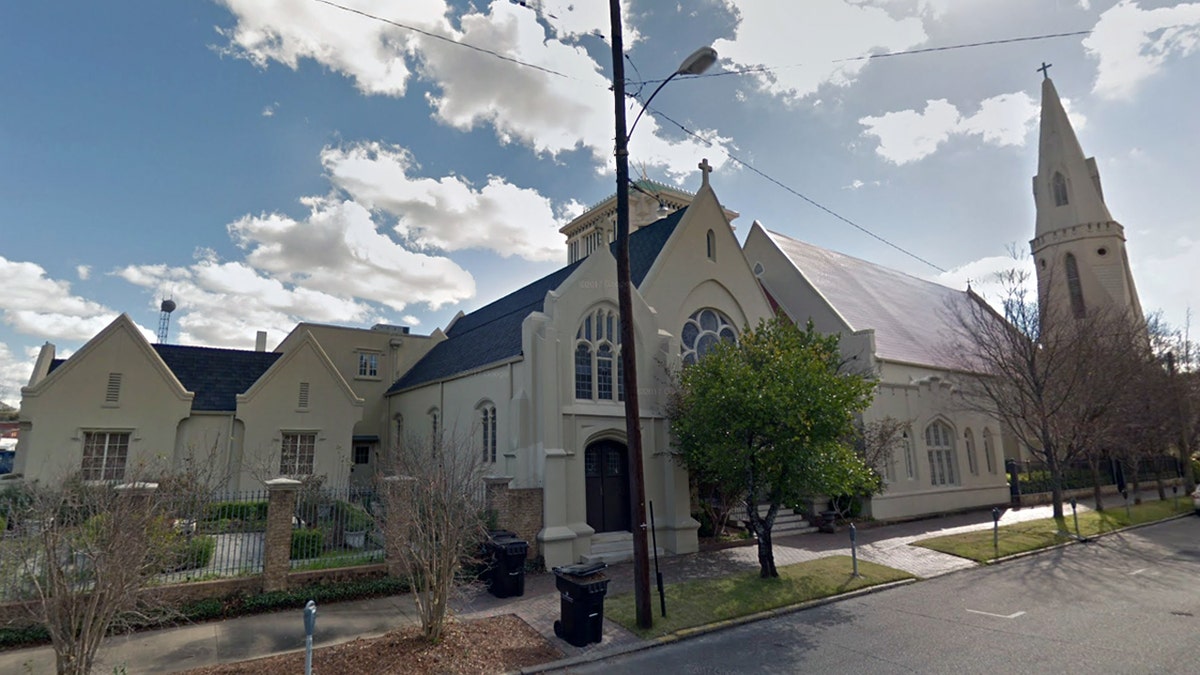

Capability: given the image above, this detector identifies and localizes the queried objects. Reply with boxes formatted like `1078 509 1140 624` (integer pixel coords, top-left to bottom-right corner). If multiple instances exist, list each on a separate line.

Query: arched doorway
584 440 631 533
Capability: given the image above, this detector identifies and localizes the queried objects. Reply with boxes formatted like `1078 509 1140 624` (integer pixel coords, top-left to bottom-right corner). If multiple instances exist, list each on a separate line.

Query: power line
311 0 575 80
629 30 1093 86
645 105 949 274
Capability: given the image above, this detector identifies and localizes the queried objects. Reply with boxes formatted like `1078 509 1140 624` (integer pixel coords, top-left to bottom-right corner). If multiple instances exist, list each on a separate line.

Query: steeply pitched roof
763 228 973 370
153 345 281 411
389 208 686 393
49 344 281 412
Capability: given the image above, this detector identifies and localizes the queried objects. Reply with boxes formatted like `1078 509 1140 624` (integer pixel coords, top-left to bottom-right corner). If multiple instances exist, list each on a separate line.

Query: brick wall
504 488 543 561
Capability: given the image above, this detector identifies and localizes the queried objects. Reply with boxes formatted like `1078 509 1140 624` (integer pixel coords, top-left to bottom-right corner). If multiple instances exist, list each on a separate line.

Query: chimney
255 331 267 352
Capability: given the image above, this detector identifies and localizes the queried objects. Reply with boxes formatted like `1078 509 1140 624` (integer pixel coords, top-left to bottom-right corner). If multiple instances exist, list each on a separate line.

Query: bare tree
6 468 186 675
376 430 489 642
949 268 1147 519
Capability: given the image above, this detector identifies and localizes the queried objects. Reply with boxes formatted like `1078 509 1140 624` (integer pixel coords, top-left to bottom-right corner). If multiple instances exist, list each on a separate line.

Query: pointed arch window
1064 253 1086 318
681 308 738 365
478 401 497 463
706 229 716 261
1052 171 1069 206
964 428 978 476
902 430 916 480
983 428 997 474
925 420 958 486
574 306 623 402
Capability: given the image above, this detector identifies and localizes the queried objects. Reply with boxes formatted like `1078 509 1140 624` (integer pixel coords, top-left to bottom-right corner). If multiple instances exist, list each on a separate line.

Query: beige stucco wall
16 316 194 483
235 337 363 490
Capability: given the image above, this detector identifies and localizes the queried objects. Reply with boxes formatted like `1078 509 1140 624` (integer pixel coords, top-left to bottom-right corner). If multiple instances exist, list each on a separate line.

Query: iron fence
288 487 383 571
157 489 269 585
1008 455 1183 496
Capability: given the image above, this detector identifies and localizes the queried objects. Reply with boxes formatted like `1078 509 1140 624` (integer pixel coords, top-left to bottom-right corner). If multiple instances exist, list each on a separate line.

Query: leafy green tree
668 317 877 578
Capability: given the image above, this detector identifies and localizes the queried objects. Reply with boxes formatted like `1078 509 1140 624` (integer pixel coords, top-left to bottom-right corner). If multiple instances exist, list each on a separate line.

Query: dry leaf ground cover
177 614 562 675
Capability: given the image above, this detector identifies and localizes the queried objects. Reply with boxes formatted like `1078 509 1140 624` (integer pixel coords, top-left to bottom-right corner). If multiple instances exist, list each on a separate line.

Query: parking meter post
303 600 317 675
991 507 1000 559
1070 497 1080 539
849 523 859 577
1173 484 1179 511
1123 490 1131 520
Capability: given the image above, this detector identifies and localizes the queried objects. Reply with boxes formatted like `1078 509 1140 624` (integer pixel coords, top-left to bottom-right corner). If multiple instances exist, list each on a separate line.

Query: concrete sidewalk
0 492 1175 674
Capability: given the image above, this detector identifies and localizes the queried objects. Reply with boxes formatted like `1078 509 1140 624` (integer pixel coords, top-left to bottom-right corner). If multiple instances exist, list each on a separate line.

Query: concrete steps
742 504 818 536
581 531 665 565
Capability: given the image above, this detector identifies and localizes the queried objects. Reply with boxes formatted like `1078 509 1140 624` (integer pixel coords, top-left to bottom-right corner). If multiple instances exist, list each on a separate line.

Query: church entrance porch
584 440 631 533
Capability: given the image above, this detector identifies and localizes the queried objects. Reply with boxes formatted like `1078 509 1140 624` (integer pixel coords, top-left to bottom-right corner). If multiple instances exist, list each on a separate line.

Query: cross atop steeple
698 158 712 187
1038 62 1052 79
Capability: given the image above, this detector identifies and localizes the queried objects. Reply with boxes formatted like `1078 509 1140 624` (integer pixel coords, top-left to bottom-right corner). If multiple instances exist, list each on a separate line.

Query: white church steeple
1030 68 1142 322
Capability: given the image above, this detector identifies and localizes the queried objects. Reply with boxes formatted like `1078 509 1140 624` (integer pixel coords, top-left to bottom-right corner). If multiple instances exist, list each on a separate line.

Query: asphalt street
566 516 1200 674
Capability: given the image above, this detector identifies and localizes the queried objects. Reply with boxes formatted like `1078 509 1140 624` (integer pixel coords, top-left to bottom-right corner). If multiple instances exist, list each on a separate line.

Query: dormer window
1052 171 1069 207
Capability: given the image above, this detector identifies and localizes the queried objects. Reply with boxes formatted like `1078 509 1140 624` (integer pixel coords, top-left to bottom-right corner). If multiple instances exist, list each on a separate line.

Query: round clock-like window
681 308 737 365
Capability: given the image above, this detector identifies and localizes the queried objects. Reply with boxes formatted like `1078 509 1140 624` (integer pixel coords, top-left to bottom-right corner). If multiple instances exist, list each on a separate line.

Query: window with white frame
574 306 623 402
479 402 497 463
357 351 379 378
681 308 737 366
964 428 978 476
983 428 997 474
903 430 916 480
280 432 316 475
925 421 957 486
82 431 130 481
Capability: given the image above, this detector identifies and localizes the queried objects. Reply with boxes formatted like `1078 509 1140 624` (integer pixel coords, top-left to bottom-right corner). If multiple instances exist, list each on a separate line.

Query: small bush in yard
291 528 323 559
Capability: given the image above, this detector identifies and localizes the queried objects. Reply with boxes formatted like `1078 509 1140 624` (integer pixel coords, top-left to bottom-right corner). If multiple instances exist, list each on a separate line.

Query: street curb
516 577 916 674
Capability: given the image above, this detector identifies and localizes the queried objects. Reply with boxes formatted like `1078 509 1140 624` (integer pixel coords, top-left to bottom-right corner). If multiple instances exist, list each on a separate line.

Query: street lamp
608 1 717 630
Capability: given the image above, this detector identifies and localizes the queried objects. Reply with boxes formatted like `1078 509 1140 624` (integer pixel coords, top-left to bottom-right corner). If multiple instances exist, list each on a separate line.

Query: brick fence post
264 477 301 592
381 475 416 578
484 475 512 527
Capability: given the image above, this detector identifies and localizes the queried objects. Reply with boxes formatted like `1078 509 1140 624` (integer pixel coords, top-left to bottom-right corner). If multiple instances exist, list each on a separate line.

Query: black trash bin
488 534 528 598
552 562 608 647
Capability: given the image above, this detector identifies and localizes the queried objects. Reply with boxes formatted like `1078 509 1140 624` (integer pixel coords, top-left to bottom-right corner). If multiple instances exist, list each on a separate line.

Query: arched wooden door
584 440 631 533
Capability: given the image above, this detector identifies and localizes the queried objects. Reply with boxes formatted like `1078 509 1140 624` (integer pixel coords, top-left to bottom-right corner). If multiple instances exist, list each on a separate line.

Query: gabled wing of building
388 207 686 393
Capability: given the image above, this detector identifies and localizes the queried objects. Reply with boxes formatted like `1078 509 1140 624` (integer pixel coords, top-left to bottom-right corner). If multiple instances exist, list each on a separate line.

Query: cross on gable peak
1038 62 1052 79
698 158 712 186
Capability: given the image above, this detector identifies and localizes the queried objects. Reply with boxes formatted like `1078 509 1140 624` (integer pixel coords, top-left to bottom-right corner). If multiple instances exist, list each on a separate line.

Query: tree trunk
1046 452 1065 520
756 526 777 578
1154 462 1166 501
1088 457 1104 511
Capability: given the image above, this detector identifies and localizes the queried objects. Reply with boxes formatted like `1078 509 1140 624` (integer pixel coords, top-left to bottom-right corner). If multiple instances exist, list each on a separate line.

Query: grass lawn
914 498 1193 563
605 555 912 639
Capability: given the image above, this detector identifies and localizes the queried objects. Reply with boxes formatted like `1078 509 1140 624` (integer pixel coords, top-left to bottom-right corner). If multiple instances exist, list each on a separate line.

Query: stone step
581 546 666 566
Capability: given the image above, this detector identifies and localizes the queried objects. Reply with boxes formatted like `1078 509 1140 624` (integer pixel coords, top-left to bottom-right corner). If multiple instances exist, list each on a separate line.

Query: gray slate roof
48 344 281 412
763 228 973 370
389 208 686 393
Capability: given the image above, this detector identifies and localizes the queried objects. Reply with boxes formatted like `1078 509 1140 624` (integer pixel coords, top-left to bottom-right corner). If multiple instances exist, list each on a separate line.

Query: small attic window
753 262 765 276
298 382 310 409
105 373 122 404
1052 172 1069 207
706 229 716 261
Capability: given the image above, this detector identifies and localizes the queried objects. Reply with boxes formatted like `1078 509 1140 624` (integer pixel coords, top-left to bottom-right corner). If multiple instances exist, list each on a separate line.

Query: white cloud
713 0 927 104
320 142 566 261
215 0 448 97
1085 1 1200 100
401 315 421 326
1131 235 1200 329
859 91 1048 164
0 342 32 406
0 257 118 341
215 0 726 179
261 102 277 117
76 265 91 280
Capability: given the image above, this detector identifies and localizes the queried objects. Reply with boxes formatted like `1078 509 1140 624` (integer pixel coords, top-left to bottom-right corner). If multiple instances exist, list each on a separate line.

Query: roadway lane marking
966 609 1026 619
1129 568 1147 576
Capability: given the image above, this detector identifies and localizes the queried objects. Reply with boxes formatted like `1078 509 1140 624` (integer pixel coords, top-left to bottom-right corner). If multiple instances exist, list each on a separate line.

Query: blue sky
3 0 1199 405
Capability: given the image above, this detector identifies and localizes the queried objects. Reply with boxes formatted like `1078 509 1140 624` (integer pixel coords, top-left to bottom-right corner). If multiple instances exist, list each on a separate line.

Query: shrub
290 528 323 559
204 501 268 523
168 535 216 572
830 495 863 519
341 503 374 532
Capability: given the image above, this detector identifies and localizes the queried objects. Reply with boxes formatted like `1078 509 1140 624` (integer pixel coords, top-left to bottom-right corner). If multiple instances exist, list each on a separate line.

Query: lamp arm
627 72 677 140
